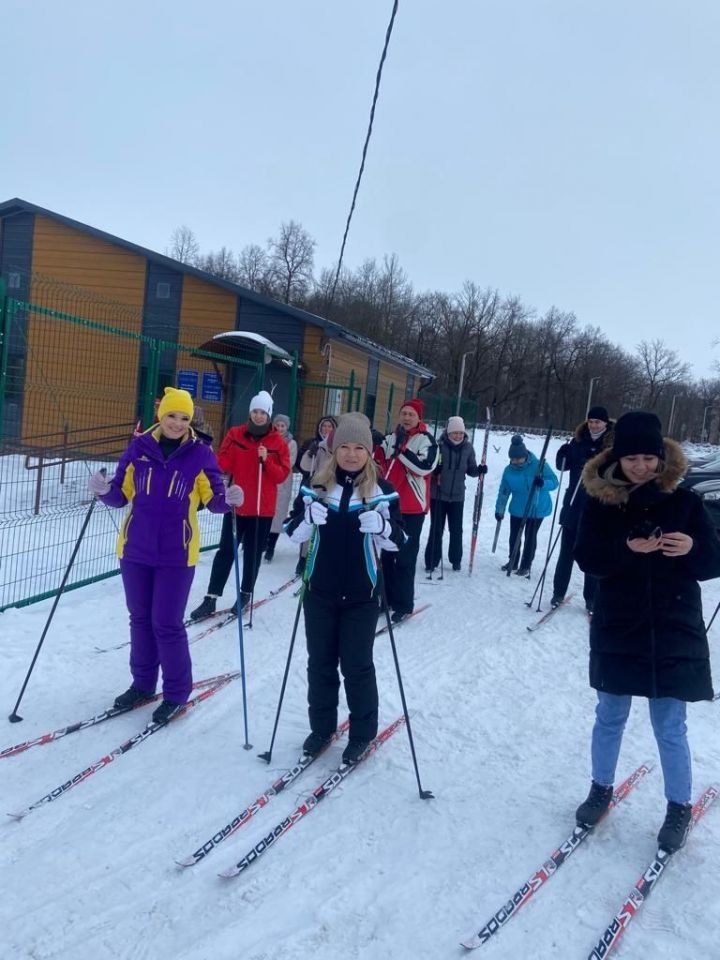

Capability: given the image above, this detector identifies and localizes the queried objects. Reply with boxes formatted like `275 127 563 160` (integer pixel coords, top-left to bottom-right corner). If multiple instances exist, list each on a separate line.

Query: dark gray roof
0 197 434 381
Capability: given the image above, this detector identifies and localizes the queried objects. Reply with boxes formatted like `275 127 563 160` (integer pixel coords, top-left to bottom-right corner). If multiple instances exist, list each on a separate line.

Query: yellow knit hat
157 386 194 420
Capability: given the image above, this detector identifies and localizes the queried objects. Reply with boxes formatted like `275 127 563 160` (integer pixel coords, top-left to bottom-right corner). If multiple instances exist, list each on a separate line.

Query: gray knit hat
272 413 291 429
331 412 373 454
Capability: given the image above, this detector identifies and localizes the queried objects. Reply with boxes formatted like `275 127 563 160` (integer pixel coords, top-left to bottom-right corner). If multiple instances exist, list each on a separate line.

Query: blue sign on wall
202 371 223 402
176 370 199 397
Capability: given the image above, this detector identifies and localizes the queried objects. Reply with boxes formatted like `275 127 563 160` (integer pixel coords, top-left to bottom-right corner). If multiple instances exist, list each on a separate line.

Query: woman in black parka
573 411 720 853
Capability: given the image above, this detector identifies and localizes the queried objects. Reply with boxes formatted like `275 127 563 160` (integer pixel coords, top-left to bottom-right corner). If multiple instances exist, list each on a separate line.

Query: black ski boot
114 686 154 710
302 731 332 757
264 546 275 562
342 738 371 764
550 595 564 609
500 562 516 572
391 610 409 624
152 700 183 725
576 781 614 827
515 567 531 579
452 563 461 572
657 801 692 853
190 595 216 621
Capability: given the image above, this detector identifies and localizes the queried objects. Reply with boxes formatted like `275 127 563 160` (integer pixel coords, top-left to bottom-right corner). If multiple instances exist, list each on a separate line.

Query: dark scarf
247 420 271 438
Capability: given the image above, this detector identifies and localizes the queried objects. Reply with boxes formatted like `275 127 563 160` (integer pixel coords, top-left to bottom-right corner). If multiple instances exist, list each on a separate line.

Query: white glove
88 471 110 497
225 484 244 507
358 509 387 536
304 497 328 526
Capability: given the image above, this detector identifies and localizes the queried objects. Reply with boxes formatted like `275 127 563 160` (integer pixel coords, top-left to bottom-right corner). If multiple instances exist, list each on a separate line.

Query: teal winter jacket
494 452 559 519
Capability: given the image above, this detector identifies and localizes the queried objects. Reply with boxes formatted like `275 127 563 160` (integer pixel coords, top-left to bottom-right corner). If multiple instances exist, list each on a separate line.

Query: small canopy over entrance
197 331 294 366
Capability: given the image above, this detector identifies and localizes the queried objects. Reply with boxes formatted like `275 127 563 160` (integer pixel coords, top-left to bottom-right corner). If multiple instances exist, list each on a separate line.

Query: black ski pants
303 590 379 742
424 499 464 570
207 512 272 598
552 524 598 609
382 512 425 616
508 515 543 571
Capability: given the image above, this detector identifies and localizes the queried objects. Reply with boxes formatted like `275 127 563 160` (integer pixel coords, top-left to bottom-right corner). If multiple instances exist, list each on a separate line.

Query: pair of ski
94 575 300 653
526 595 573 633
6 673 238 820
176 715 406 878
374 603 430 637
460 763 717 957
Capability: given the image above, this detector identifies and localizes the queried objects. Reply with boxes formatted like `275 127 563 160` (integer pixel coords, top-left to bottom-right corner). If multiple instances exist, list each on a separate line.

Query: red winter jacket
217 424 291 517
373 422 439 514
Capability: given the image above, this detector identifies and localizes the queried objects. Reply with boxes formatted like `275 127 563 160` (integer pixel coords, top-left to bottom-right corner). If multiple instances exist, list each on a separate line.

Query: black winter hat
587 405 609 423
612 411 665 459
508 434 529 460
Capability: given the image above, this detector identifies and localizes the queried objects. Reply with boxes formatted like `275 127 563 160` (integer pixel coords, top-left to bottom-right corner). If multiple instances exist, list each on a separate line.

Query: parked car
689 478 720 535
679 457 720 493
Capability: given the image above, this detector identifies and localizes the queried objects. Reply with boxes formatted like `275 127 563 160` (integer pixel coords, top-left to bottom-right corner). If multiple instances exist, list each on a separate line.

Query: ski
460 762 652 951
175 719 351 867
0 671 240 760
7 676 237 820
218 716 406 879
526 596 573 633
469 406 492 576
375 604 431 637
587 784 718 960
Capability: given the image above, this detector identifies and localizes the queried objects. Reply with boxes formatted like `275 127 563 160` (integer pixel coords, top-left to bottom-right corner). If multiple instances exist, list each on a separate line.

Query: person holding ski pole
573 411 720 853
550 406 614 614
494 434 559 578
374 398 439 622
264 413 297 563
292 415 337 576
424 415 485 573
285 413 405 764
190 390 290 620
88 387 242 724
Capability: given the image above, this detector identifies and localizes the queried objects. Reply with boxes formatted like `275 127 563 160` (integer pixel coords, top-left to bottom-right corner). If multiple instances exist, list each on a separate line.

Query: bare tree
166 225 200 265
198 247 239 282
237 243 273 294
267 220 316 304
635 339 690 409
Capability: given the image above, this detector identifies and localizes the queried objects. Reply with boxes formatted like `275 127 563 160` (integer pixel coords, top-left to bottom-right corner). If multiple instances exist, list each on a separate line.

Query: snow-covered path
2 432 719 960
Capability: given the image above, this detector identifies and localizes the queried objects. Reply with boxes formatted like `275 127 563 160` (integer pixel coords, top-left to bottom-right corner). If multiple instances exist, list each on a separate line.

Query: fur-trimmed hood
582 437 688 505
573 419 616 445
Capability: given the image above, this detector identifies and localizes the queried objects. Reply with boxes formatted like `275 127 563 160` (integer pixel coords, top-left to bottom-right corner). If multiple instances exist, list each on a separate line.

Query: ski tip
218 867 240 880
7 810 28 821
459 935 481 950
174 856 196 868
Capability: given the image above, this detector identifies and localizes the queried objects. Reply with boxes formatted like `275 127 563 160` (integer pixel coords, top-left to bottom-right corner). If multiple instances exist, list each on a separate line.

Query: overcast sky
3 0 718 378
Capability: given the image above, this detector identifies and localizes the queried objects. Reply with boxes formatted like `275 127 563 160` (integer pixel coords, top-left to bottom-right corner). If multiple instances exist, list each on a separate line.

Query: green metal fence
420 391 481 442
0 283 267 611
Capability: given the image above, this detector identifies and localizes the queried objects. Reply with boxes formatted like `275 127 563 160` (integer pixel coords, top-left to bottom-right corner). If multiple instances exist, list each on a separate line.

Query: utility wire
328 0 400 307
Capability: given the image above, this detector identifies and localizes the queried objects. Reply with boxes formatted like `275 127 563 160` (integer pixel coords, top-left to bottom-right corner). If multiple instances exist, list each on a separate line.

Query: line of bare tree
166 223 720 442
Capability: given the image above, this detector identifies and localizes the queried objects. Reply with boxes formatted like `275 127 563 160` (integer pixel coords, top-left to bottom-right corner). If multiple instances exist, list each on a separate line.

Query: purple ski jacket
99 427 230 567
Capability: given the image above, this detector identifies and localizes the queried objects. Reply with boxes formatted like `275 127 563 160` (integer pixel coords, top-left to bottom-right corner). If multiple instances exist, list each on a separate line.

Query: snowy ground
2 431 720 960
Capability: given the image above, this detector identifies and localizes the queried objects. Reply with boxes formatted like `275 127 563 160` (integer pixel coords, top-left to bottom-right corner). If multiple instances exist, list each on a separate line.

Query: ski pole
534 460 565 611
491 517 503 553
706 600 720 634
246 458 263 630
9 476 104 723
258 582 306 764
231 515 252 750
373 542 433 800
468 408 491 576
527 471 583 608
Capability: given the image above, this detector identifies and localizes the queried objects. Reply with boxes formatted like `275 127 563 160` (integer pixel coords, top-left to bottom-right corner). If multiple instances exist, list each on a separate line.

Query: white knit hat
447 416 465 434
249 390 273 417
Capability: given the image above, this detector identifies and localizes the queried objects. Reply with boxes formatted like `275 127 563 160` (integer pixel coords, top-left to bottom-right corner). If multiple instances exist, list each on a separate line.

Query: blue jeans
590 692 692 804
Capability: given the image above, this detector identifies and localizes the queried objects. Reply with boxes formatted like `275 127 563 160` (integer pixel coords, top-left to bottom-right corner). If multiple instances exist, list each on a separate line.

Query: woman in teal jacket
494 434 559 577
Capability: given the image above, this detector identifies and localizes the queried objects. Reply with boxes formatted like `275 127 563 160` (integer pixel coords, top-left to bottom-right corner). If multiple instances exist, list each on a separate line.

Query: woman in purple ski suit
88 387 243 724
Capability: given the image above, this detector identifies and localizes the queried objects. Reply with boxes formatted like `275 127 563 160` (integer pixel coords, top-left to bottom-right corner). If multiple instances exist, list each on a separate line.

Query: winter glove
393 426 407 454
304 497 328 526
495 512 504 523
358 509 387 536
307 439 319 457
478 464 488 476
225 484 244 507
88 470 110 497
533 476 545 489
556 444 570 468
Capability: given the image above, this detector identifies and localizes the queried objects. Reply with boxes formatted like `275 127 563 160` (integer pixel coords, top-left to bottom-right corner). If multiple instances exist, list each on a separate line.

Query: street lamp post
668 394 680 436
456 350 473 416
702 402 715 442
585 377 601 418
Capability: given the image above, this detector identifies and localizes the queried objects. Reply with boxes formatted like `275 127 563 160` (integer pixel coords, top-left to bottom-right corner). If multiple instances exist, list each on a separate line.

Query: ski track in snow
2 432 719 959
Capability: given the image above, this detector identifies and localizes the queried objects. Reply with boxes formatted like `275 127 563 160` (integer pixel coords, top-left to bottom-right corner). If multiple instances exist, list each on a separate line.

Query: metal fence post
142 341 161 430
0 280 8 444
347 369 356 413
385 382 395 432
288 350 299 432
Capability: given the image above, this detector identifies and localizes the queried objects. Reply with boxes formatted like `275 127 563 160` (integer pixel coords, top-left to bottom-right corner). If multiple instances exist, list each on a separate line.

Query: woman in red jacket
190 390 291 618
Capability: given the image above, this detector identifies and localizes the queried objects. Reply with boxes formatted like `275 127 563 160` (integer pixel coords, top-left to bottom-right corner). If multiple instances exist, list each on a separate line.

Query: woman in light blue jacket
494 434 559 577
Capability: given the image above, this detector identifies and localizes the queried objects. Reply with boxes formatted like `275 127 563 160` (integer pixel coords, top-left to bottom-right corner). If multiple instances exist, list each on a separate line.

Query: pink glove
88 471 110 497
225 484 244 507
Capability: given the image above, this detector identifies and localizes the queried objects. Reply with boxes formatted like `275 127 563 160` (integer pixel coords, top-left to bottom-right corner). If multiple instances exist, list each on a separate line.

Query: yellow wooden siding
21 217 146 440
375 362 408 434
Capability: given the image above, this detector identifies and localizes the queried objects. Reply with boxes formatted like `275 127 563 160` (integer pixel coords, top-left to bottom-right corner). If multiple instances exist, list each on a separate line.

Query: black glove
533 476 545 488
478 464 488 476
556 444 570 469
307 439 319 457
495 512 504 522
395 425 407 447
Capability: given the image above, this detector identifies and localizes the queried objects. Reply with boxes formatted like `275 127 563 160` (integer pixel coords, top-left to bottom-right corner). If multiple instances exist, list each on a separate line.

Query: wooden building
0 198 433 447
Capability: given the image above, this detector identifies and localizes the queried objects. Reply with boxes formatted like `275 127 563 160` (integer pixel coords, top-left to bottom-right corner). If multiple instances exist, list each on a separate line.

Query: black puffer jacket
431 431 479 503
556 420 614 529
575 439 720 701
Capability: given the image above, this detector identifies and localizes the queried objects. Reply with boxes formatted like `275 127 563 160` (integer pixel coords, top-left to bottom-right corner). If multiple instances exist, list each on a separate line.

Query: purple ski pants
120 560 195 703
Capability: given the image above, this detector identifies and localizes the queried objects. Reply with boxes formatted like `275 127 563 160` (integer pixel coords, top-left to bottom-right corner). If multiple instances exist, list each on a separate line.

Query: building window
326 388 343 417
405 374 415 400
156 281 170 299
8 272 22 290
